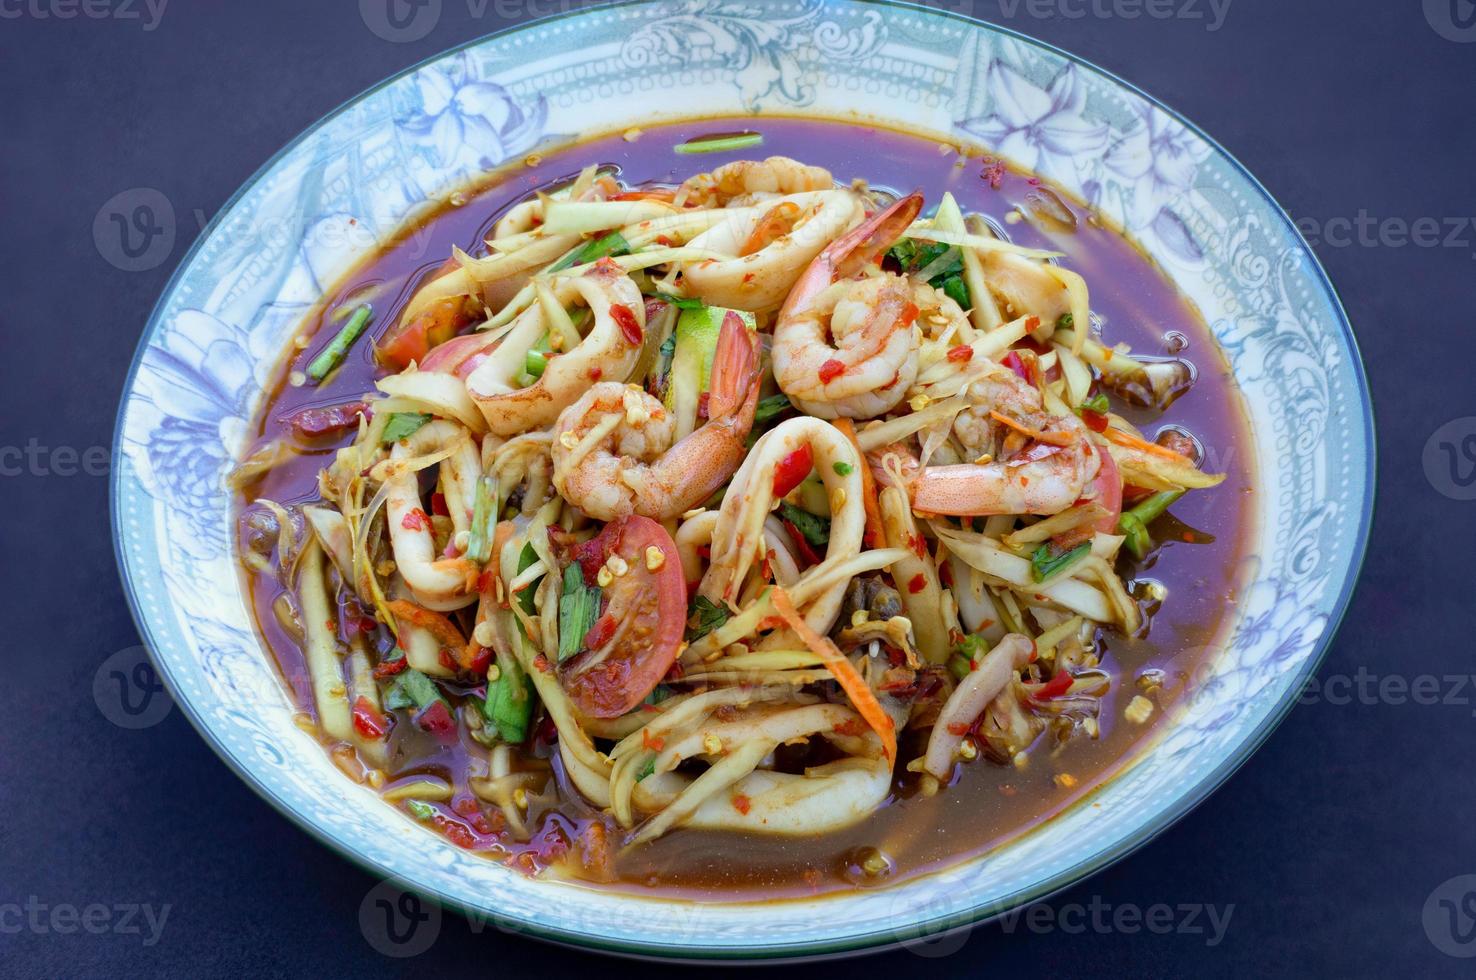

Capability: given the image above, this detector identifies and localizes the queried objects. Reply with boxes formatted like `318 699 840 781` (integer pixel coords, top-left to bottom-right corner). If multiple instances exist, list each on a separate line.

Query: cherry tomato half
558 516 686 718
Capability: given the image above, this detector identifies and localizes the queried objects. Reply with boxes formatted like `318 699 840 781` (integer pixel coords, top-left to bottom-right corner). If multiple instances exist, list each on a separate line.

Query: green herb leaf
1058 312 1075 330
778 501 830 549
514 542 541 616
674 132 764 155
636 758 657 781
832 461 855 476
947 653 973 682
666 295 706 310
685 595 729 642
405 799 436 822
557 563 602 661
1030 542 1091 583
381 412 432 444
937 273 971 310
307 305 373 382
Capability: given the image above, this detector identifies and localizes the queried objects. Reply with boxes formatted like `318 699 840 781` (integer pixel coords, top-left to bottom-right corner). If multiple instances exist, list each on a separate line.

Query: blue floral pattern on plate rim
110 0 1374 960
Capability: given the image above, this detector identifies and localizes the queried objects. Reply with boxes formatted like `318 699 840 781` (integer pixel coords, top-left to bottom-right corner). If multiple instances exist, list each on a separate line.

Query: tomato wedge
377 295 472 371
558 516 685 718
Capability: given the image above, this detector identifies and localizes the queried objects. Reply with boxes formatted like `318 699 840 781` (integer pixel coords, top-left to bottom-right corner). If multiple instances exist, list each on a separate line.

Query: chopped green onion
464 476 497 565
480 653 533 744
384 668 446 712
953 633 990 662
404 799 436 821
947 653 973 682
514 542 540 616
381 412 432 444
674 132 764 155
1030 542 1091 583
1118 490 1187 559
832 461 855 476
307 305 373 382
778 501 830 549
524 349 548 379
685 595 729 642
549 230 630 272
1080 392 1110 414
556 563 601 661
1058 312 1075 330
754 394 793 425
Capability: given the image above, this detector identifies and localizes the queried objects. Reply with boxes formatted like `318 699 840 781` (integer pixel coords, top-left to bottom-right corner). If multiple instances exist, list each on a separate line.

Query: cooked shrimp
771 193 925 418
677 155 834 208
680 190 864 311
550 311 759 521
909 370 1102 516
382 420 481 608
700 416 865 636
466 258 646 437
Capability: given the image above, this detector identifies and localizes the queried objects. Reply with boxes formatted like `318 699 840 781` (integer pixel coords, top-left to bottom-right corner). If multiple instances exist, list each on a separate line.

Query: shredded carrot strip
988 411 1074 447
771 588 896 764
386 600 471 665
1101 425 1191 461
833 418 884 548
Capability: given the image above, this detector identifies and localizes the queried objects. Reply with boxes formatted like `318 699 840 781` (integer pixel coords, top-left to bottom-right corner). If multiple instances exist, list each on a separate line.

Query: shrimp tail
830 192 923 280
706 311 760 424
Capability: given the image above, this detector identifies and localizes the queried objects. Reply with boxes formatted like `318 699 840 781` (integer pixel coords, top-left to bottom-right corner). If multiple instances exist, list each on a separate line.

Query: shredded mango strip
1102 425 1191 462
833 418 884 548
771 588 896 764
386 600 471 666
988 411 1075 447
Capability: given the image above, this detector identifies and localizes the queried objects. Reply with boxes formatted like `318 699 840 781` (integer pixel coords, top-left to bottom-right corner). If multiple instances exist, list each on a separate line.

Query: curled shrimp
677 156 835 208
550 311 760 521
909 368 1102 516
466 259 646 437
700 416 865 636
680 190 864 311
382 420 482 608
771 193 925 419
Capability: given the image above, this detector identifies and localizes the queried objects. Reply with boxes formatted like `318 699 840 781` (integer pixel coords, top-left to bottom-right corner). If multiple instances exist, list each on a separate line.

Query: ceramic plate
112 0 1373 959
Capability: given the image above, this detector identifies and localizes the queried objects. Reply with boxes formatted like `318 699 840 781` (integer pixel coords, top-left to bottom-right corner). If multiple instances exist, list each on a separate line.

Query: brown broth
235 116 1256 899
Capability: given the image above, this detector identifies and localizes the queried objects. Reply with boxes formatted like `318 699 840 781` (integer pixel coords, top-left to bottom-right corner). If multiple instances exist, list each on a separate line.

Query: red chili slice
352 696 389 740
610 303 643 346
771 444 814 498
818 358 846 384
946 345 974 364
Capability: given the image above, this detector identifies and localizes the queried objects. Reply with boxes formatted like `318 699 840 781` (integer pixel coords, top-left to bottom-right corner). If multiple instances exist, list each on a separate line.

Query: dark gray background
3 0 1472 975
